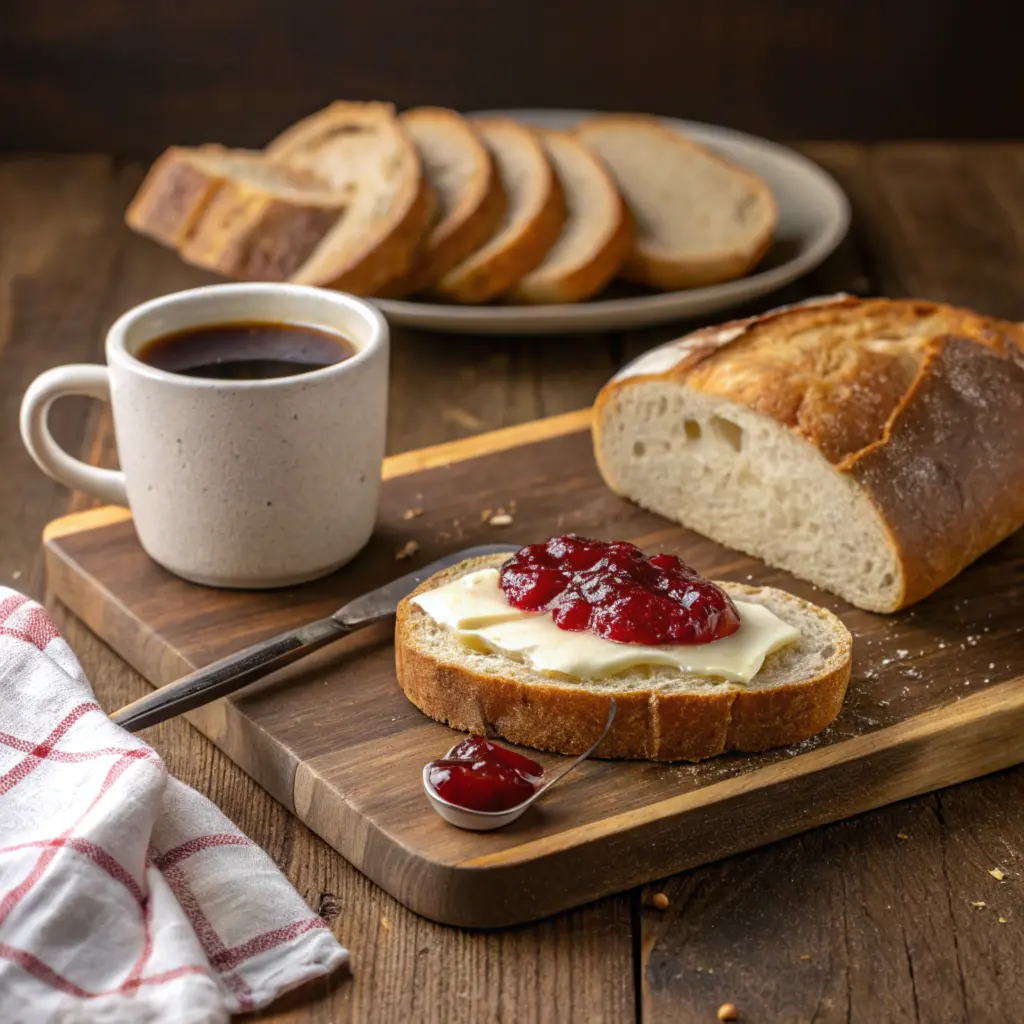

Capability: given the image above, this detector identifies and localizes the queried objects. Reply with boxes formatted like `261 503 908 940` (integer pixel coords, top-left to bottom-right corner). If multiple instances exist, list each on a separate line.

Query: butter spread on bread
594 295 1024 612
396 554 852 762
412 568 798 683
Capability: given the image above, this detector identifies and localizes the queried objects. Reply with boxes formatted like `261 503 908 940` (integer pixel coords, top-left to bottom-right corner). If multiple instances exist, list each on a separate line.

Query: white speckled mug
20 283 389 588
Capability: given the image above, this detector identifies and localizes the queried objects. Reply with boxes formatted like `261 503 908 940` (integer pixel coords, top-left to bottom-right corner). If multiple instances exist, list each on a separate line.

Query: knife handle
110 615 352 733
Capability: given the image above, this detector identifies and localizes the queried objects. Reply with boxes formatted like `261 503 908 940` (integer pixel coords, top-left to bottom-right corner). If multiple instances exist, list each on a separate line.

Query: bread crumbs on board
395 540 420 560
990 868 1006 881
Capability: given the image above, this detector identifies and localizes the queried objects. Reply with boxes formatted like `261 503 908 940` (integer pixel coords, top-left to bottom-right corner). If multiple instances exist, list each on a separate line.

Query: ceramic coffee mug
20 283 389 588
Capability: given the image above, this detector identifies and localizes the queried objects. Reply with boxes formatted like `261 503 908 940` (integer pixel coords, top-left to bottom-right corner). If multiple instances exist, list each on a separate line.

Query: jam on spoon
425 736 545 813
499 535 741 646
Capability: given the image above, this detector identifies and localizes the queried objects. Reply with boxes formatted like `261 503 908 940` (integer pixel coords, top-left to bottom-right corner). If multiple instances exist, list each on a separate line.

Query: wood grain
43 415 1024 926
6 146 1024 1019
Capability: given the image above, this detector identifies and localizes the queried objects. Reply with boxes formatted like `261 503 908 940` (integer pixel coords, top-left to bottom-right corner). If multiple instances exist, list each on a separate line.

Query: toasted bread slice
126 145 337 254
576 115 777 290
380 108 506 297
433 119 565 304
266 102 435 294
396 554 852 762
509 130 632 304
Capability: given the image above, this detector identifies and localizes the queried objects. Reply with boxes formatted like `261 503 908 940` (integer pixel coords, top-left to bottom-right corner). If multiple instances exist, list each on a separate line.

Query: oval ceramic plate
372 109 849 335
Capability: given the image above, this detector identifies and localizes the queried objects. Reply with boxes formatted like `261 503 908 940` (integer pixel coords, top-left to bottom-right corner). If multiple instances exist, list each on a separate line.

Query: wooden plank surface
41 411 1024 926
1 144 1023 1020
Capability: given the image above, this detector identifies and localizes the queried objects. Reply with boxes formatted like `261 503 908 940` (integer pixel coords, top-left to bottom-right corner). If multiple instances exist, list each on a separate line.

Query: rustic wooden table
3 143 1023 1023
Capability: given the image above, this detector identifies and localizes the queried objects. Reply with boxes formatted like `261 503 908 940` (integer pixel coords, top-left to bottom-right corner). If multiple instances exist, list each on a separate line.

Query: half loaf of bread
594 295 1024 612
396 553 852 762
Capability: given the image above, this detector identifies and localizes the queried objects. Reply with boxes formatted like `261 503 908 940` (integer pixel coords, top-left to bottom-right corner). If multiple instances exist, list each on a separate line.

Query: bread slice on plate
126 145 341 258
575 115 776 290
433 119 565 304
508 130 632 304
593 295 1024 613
151 152 348 282
396 553 852 762
379 108 506 297
265 101 436 294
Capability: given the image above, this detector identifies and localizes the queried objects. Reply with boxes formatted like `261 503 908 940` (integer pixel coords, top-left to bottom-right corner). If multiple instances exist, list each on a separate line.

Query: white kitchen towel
0 588 347 1023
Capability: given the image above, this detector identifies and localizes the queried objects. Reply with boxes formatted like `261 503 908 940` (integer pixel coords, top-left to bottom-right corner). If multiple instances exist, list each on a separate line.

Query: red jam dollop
499 535 741 646
426 737 545 813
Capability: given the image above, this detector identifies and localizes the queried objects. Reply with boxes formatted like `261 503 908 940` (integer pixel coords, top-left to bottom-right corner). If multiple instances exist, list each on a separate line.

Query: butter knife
111 543 516 733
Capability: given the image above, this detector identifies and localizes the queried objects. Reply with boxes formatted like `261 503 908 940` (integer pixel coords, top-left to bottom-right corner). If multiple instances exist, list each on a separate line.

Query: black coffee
138 321 356 380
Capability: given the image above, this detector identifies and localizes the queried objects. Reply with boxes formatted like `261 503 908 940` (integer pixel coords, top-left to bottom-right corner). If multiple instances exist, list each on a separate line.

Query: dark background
2 0 1022 156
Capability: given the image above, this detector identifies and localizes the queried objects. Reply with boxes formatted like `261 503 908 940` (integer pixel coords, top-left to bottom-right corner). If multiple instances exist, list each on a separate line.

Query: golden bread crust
593 295 1024 611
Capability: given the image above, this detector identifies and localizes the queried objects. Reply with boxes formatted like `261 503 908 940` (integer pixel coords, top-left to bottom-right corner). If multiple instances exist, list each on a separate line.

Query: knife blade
111 543 517 733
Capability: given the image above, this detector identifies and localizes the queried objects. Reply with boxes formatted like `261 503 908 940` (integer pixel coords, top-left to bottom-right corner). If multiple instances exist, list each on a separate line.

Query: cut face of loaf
599 384 903 610
396 554 852 762
594 296 1024 613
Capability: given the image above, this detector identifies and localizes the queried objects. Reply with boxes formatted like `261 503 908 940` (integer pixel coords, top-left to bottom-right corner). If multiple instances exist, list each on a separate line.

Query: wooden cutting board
43 409 1024 928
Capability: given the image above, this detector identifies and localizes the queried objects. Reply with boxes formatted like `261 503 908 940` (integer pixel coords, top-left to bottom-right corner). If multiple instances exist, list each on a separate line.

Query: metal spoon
424 699 617 831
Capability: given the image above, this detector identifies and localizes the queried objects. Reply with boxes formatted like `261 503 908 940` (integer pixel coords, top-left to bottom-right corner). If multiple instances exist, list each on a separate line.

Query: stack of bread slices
127 103 777 304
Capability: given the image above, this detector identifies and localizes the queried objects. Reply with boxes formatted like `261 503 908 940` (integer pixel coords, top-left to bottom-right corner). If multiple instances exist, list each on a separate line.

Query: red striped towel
0 589 347 1022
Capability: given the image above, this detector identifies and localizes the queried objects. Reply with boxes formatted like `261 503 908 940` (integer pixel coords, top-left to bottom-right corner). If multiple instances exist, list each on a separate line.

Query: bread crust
593 295 1024 611
575 114 777 290
180 181 344 282
395 557 852 762
510 130 633 305
267 102 436 294
380 108 507 298
433 119 566 304
125 145 233 248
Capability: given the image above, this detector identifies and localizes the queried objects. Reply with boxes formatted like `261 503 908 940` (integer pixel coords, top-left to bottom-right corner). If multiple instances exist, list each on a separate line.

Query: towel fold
0 588 347 1023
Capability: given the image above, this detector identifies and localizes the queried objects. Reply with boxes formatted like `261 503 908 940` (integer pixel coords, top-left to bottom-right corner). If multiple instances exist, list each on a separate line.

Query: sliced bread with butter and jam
396 539 852 762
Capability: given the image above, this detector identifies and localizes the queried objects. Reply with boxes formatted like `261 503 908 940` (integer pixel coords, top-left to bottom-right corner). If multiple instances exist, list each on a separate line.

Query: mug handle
20 365 128 506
